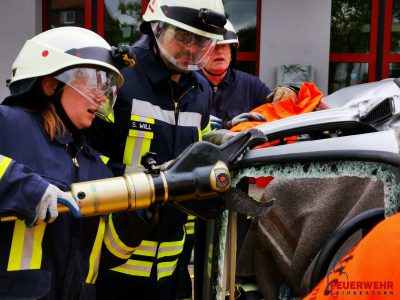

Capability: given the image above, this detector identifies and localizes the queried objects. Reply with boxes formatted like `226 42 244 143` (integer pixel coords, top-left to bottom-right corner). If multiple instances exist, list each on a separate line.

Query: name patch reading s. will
131 121 153 131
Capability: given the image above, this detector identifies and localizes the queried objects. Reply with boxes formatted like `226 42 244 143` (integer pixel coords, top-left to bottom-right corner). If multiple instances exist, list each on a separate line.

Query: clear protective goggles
54 67 118 120
151 22 217 71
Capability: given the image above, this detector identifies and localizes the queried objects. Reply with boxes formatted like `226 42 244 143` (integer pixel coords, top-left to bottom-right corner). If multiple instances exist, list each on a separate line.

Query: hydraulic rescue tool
1 129 267 222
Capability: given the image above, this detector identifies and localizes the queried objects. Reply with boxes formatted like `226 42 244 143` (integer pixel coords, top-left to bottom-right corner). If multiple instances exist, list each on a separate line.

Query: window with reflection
330 0 371 53
223 0 259 75
223 0 257 53
329 0 372 93
391 0 400 54
104 0 142 47
329 62 369 93
389 63 400 78
46 0 84 29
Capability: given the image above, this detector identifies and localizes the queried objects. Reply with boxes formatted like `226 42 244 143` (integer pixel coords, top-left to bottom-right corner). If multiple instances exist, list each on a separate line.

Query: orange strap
304 212 400 299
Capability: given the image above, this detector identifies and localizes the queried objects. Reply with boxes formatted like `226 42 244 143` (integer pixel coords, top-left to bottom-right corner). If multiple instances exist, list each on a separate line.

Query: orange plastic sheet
230 82 324 148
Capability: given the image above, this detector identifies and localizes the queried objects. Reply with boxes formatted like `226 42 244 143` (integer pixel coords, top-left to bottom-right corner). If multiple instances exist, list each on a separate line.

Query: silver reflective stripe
157 259 179 280
157 244 184 258
111 259 153 277
8 220 46 271
105 221 134 259
20 227 35 269
131 99 175 125
131 99 202 127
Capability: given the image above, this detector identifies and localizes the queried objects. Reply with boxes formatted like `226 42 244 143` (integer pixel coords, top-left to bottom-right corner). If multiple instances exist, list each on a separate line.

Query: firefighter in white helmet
90 0 227 299
0 26 153 300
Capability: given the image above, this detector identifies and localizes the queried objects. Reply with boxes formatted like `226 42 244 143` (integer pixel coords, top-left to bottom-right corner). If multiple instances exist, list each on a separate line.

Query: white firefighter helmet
143 0 227 72
5 26 124 119
218 20 239 48
8 26 123 89
143 0 226 40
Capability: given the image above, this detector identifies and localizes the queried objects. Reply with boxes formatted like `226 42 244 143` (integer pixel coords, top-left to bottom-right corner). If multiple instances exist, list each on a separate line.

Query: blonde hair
41 103 67 140
26 101 67 140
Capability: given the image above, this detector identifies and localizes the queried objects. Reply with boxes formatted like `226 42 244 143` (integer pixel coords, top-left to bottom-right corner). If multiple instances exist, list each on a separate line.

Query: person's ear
42 77 58 96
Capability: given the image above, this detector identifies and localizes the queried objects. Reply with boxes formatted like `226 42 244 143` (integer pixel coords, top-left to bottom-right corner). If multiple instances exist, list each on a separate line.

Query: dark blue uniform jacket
199 68 272 121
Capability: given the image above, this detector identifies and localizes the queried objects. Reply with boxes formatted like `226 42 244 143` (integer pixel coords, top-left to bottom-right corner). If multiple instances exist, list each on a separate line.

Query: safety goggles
54 67 118 120
152 22 217 71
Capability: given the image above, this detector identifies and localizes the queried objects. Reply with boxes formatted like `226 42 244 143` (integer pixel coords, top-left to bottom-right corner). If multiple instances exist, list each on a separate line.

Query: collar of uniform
54 131 74 145
54 131 98 157
199 67 236 89
221 68 237 86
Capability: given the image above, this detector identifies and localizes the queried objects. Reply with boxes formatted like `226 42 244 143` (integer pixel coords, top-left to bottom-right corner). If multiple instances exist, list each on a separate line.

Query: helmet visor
54 67 118 119
152 22 217 71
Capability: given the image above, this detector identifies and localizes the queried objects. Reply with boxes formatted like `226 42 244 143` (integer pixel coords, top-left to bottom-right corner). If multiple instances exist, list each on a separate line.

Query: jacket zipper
169 81 194 124
66 144 83 181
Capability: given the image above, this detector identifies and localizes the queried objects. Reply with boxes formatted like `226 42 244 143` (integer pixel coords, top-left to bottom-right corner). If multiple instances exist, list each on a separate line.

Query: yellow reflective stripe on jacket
185 214 196 235
133 240 158 257
201 122 212 136
111 259 153 277
86 217 106 284
157 228 186 259
123 115 155 171
104 214 136 259
8 220 46 271
0 155 12 179
185 221 195 235
100 155 110 165
157 258 179 281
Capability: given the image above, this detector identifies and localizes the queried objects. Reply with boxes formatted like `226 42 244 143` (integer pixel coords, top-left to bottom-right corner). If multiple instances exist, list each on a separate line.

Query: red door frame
382 0 400 78
329 0 379 82
236 0 262 76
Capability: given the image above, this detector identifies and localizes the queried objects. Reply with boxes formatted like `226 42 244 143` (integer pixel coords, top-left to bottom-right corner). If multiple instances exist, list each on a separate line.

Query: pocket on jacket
0 269 51 299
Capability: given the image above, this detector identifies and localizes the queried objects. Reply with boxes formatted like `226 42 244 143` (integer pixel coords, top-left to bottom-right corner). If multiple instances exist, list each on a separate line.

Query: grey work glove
268 85 299 104
27 183 81 226
210 115 223 130
225 112 266 129
203 129 238 145
221 187 273 217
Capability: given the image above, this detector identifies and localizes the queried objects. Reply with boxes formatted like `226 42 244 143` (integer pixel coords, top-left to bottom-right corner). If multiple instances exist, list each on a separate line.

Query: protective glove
26 184 81 226
203 129 238 145
210 115 223 130
221 187 273 217
267 85 299 104
225 112 266 129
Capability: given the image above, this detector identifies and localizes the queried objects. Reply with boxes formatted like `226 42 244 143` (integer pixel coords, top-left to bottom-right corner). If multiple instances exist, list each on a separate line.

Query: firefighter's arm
0 155 48 220
100 211 154 269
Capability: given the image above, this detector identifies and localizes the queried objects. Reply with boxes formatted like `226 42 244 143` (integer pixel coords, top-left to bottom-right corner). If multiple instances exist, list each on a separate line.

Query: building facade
0 0 399 101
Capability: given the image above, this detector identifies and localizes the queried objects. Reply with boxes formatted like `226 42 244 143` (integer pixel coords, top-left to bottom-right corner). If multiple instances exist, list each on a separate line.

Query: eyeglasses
165 26 214 49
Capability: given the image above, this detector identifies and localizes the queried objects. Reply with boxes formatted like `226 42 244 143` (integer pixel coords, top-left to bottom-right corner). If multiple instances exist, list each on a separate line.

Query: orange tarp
230 82 324 132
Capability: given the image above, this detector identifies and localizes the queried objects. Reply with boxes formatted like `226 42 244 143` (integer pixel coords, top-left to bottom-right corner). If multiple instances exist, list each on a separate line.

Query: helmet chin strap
203 67 228 77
